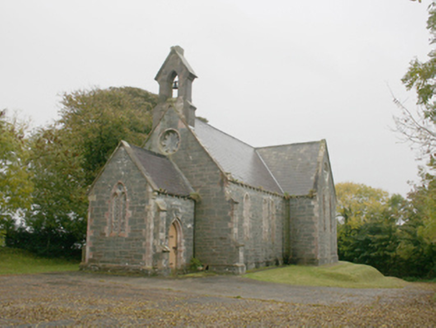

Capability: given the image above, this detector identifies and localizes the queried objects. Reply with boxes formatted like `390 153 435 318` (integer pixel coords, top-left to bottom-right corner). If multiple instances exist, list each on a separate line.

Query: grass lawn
0 247 80 275
244 261 408 289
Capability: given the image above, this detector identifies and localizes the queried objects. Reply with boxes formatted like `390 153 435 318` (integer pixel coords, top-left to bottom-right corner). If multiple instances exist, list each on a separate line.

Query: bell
172 80 178 90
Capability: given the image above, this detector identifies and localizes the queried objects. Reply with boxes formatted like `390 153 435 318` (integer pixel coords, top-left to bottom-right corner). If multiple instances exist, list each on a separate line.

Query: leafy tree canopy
0 111 33 230
336 182 436 278
395 1 436 154
335 182 392 225
6 86 158 258
394 1 436 245
59 87 158 185
407 170 436 243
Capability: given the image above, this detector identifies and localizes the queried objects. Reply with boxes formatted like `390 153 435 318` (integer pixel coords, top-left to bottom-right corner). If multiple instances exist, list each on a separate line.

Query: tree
394 1 436 244
336 183 406 276
395 192 436 278
407 169 436 244
336 182 391 224
336 182 436 278
0 111 33 232
394 2 436 154
18 87 157 257
14 126 88 257
59 87 157 185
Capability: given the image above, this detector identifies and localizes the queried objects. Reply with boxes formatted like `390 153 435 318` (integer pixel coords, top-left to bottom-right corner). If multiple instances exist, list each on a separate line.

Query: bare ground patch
0 272 435 327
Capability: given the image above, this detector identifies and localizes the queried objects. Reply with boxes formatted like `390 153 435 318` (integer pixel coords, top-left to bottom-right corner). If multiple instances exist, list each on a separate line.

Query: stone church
82 46 338 275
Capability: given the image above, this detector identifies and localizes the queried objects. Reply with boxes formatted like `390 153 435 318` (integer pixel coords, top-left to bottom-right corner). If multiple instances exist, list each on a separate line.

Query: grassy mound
0 247 79 275
244 261 408 289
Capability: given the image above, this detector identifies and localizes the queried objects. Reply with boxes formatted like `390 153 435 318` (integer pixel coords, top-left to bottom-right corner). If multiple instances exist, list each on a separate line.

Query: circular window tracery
160 129 181 154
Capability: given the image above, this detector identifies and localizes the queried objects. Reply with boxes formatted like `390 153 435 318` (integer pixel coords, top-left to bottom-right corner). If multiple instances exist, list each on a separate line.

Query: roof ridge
256 140 322 150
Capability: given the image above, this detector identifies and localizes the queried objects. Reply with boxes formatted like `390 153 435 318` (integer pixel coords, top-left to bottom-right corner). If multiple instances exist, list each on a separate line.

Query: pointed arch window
261 197 275 241
270 198 276 242
243 194 251 240
172 76 179 98
170 71 179 99
109 183 127 236
262 198 269 240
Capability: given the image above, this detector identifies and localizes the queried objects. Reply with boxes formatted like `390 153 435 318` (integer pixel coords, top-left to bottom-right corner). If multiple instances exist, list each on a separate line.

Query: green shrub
190 257 203 271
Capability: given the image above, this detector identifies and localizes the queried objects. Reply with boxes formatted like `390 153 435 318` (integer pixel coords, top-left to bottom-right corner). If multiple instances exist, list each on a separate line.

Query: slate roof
193 119 282 194
256 142 322 196
129 144 193 196
193 119 322 196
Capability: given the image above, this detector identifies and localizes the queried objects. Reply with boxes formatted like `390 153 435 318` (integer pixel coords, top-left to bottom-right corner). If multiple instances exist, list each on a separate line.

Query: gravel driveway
0 271 435 327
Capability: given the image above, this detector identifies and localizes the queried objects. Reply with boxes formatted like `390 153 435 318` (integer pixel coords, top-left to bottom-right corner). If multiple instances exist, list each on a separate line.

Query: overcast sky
0 0 432 196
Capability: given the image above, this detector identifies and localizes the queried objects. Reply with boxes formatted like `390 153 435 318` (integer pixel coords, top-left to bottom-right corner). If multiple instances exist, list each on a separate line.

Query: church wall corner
82 146 195 275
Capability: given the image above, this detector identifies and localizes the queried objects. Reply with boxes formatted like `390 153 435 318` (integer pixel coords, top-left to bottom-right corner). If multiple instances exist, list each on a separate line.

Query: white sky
0 0 432 196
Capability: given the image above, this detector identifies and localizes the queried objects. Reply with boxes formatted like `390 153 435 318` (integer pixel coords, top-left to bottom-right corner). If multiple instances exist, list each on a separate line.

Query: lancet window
243 194 251 240
110 183 127 236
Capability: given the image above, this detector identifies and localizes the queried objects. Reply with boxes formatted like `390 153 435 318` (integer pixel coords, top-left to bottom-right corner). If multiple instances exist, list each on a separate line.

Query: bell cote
153 46 197 127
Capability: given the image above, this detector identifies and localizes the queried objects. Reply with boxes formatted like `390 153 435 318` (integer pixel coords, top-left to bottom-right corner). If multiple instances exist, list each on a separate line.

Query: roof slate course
256 142 322 196
192 119 322 196
135 117 323 197
129 144 193 196
193 119 283 194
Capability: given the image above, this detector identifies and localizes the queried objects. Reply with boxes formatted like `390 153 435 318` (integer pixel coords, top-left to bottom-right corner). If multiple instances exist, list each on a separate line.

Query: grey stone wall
143 106 338 272
145 107 238 273
314 148 338 265
225 183 287 270
85 146 149 270
289 144 338 266
289 196 319 265
145 108 296 273
83 145 194 275
150 194 195 273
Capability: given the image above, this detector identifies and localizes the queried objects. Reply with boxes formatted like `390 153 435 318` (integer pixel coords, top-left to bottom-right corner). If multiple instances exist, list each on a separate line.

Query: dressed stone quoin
81 46 338 275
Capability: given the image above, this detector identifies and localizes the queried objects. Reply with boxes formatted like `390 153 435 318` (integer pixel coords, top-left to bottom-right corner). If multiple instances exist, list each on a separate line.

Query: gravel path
0 271 435 327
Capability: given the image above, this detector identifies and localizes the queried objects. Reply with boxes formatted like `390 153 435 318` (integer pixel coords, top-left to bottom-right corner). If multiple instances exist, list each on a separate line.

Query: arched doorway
168 222 178 269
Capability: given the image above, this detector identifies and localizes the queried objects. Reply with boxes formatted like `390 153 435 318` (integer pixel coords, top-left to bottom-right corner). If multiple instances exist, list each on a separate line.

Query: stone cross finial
171 45 184 55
